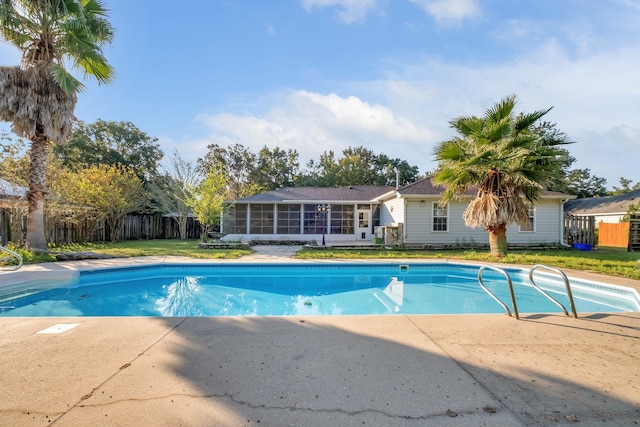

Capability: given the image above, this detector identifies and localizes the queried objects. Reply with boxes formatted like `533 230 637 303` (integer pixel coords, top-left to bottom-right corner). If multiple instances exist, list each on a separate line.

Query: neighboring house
222 177 575 246
0 177 26 206
564 189 640 226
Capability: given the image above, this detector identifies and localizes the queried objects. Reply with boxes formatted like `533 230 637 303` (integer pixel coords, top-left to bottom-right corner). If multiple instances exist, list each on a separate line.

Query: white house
564 189 640 226
376 178 574 247
221 177 575 246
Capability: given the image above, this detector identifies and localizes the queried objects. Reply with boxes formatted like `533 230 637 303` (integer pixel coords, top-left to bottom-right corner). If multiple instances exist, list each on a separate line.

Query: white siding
381 196 405 225
399 198 564 245
506 199 563 244
594 214 625 225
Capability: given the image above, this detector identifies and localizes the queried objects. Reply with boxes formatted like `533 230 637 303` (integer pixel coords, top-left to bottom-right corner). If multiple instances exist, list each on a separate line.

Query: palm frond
485 94 515 125
514 107 552 133
49 62 84 92
0 65 77 143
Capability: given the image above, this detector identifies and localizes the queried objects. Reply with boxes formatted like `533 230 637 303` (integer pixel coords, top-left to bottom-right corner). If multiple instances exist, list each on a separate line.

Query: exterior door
356 209 371 240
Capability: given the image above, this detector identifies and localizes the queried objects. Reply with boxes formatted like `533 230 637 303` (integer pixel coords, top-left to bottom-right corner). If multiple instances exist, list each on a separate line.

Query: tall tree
0 0 114 249
0 131 29 185
433 95 569 257
297 146 421 187
151 151 201 239
373 154 420 186
611 177 640 195
52 164 144 242
254 146 300 190
54 119 163 181
197 143 261 199
183 170 227 240
563 169 608 198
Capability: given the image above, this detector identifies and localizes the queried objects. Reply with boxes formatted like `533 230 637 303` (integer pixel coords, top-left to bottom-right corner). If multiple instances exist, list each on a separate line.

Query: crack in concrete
50 318 189 425
72 391 499 422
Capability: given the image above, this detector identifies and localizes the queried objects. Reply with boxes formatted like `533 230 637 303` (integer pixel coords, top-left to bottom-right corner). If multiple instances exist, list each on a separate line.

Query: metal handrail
529 264 578 318
0 245 23 271
478 265 519 319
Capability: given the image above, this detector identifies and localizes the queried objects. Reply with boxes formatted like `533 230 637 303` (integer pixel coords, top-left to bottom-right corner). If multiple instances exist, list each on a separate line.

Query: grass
296 246 640 280
6 239 253 264
3 240 639 281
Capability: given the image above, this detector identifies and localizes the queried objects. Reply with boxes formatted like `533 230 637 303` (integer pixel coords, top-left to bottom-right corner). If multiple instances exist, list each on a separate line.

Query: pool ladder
0 245 23 271
477 264 578 320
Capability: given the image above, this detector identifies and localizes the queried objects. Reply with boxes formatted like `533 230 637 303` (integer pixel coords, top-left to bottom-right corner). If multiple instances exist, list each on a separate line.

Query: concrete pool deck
0 248 639 426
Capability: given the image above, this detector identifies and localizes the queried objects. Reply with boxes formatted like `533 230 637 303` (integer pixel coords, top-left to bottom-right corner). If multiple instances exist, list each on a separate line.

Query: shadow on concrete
58 314 640 426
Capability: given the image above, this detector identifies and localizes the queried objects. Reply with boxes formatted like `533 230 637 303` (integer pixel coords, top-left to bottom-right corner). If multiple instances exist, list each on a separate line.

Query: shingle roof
236 185 395 203
395 177 474 196
564 189 640 215
236 178 574 204
395 177 571 198
0 177 26 198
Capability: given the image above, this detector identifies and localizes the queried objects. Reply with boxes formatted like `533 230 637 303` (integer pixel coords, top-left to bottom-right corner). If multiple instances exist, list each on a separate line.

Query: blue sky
1 0 639 189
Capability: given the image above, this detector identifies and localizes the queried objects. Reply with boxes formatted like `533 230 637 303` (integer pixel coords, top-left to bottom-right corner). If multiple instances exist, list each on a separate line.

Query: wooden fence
598 222 629 248
1 209 202 245
629 214 640 251
564 214 595 246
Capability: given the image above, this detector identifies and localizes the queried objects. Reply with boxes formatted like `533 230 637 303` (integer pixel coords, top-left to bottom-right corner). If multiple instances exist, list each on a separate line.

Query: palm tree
0 0 114 250
432 95 569 257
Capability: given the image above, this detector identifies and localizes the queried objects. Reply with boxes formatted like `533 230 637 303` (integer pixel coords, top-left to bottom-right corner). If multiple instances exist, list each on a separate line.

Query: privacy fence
594 214 640 250
0 208 202 246
565 214 640 251
563 214 595 246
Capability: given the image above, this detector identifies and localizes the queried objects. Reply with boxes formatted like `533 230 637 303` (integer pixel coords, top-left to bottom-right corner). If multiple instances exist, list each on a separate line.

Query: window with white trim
520 204 535 232
432 202 448 232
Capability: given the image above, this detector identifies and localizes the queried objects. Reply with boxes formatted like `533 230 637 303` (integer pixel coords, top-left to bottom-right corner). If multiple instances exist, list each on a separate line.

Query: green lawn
296 246 640 280
4 240 639 281
14 239 253 264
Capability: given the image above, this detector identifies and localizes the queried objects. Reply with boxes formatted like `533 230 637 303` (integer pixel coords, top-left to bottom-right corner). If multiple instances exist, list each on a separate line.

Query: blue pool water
1 263 639 317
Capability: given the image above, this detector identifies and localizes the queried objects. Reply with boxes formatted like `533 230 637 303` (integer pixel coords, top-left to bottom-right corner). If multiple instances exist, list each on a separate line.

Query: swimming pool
1 263 639 317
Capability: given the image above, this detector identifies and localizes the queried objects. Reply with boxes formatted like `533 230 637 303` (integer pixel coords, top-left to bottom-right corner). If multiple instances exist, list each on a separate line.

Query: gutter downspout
403 197 407 244
560 199 571 247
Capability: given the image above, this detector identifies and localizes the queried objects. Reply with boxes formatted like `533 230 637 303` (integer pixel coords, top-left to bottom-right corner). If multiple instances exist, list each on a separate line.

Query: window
520 204 535 232
223 204 247 234
432 202 448 232
303 204 325 235
249 204 274 234
330 204 354 234
277 204 301 234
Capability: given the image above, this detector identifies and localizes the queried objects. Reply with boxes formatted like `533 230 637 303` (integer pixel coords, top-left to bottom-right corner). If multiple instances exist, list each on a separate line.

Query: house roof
235 178 574 204
395 177 474 196
564 189 640 216
0 177 26 198
235 185 395 203
388 177 573 199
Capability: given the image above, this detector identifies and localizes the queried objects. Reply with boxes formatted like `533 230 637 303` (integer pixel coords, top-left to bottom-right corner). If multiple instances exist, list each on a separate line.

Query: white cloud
300 0 480 25
408 0 480 25
179 39 640 185
368 41 640 185
301 0 380 23
189 90 433 168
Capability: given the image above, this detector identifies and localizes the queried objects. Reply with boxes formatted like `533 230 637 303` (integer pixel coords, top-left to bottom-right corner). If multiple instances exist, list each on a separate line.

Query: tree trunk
487 224 507 257
107 216 122 242
176 215 188 240
26 131 50 250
